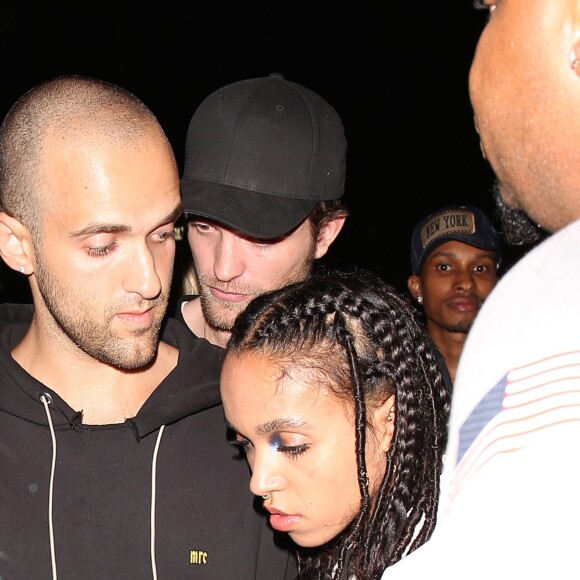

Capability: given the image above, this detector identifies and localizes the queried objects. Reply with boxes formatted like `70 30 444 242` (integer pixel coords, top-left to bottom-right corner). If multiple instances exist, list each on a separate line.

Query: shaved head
0 75 174 237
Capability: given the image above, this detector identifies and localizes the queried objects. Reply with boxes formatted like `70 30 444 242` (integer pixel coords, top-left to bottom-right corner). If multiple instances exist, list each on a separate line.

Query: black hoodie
0 303 296 579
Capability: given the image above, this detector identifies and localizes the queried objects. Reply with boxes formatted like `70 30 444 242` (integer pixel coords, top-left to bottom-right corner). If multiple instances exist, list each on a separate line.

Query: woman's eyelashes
270 433 311 459
277 443 311 458
229 432 311 458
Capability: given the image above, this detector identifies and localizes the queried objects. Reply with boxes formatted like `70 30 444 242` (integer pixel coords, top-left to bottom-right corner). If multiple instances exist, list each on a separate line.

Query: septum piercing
262 493 271 500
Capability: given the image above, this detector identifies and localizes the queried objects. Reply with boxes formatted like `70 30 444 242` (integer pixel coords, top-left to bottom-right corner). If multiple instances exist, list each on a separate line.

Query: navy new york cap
410 205 501 274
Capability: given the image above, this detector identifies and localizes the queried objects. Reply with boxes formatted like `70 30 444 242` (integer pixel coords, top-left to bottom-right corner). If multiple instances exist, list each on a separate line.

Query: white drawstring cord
40 393 58 580
150 425 165 580
39 397 166 580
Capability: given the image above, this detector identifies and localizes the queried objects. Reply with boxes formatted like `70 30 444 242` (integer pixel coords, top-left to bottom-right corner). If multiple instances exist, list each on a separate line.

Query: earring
18 265 24 274
570 50 580 70
417 296 423 304
387 410 394 422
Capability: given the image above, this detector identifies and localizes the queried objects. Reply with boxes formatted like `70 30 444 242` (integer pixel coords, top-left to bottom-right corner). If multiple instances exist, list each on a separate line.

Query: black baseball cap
410 205 501 274
180 73 346 239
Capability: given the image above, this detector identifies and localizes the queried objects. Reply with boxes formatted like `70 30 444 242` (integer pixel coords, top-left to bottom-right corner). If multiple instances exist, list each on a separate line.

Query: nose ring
262 493 270 500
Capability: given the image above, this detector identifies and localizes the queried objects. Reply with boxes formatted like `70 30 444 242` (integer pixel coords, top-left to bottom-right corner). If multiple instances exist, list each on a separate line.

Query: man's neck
12 322 178 425
427 325 468 383
182 298 231 348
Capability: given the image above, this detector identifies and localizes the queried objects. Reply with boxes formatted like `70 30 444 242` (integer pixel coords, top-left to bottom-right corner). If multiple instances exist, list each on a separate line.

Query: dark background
0 3 526 302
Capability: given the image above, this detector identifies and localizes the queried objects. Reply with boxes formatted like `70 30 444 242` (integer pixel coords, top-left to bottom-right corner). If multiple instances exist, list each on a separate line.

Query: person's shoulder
162 315 224 374
162 315 222 353
129 317 225 434
0 302 34 324
168 294 198 325
0 302 34 348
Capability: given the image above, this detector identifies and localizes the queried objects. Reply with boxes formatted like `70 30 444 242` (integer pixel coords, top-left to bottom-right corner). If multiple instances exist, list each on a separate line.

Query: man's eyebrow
69 205 184 238
69 223 131 238
256 418 310 435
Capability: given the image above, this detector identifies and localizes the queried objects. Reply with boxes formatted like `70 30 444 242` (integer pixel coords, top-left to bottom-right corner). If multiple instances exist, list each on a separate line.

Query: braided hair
226 268 451 580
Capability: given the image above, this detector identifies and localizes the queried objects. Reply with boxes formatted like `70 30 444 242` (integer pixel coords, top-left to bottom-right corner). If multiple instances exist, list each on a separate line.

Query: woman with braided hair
220 268 451 580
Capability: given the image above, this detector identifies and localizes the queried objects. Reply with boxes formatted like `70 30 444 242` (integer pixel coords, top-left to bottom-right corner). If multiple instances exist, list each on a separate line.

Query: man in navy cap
382 1 580 576
407 205 501 386
173 73 348 348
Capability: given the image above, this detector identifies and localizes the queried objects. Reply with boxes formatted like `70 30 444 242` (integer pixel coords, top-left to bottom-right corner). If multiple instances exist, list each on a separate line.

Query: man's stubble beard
196 280 248 332
444 320 473 334
198 262 314 332
492 181 546 246
196 237 317 332
34 253 168 370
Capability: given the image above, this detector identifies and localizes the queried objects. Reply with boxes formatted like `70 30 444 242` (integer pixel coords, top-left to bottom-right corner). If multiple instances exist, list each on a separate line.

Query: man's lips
266 507 302 532
446 296 481 312
209 286 252 303
117 307 155 327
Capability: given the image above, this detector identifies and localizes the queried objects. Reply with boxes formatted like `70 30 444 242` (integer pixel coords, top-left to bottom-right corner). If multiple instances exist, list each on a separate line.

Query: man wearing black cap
407 205 501 385
173 73 348 348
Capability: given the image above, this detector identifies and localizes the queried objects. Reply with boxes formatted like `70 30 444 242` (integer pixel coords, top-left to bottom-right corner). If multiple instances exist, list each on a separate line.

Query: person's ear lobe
0 212 34 275
569 5 580 76
407 275 422 301
571 45 580 75
370 394 396 453
313 216 346 259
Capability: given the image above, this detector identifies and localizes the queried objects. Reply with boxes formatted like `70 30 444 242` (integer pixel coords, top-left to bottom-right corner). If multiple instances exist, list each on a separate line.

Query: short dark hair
308 198 349 240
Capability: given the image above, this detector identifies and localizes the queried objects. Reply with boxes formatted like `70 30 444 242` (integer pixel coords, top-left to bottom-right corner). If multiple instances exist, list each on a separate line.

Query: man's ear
407 275 422 301
313 216 346 259
0 212 33 275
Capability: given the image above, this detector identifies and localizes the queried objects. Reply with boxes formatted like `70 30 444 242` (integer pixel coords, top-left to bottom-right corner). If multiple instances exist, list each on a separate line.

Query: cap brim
413 234 501 274
181 178 317 239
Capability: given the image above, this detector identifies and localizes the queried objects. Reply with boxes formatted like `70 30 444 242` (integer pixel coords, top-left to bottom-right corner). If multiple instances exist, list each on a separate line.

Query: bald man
0 75 295 579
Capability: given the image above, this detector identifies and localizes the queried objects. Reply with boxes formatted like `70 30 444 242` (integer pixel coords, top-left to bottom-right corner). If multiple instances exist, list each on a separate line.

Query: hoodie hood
128 316 224 439
0 302 294 579
0 303 224 438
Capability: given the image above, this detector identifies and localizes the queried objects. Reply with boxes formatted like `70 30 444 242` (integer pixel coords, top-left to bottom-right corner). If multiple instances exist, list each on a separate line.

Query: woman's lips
268 512 302 532
266 507 302 532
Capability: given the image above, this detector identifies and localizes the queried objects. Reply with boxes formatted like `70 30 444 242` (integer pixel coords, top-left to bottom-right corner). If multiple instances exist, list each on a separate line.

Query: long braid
227 268 451 580
331 312 371 579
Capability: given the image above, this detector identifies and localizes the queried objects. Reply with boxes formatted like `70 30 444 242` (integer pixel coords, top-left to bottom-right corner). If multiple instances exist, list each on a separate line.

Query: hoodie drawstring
150 424 165 580
40 393 58 580
38 394 167 580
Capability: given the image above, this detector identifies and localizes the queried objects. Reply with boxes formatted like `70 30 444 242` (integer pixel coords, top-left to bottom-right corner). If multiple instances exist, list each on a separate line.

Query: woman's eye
278 443 311 458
